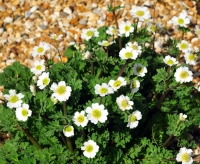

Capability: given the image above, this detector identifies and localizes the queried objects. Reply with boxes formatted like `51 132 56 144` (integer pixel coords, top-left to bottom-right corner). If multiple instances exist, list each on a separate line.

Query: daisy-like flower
131 79 140 93
176 40 192 53
50 33 63 40
184 52 197 65
82 51 91 60
50 81 72 102
171 11 190 27
127 110 142 129
81 28 99 41
81 140 99 158
176 147 193 164
15 104 32 121
4 90 24 109
106 26 118 36
108 76 127 91
179 113 187 121
32 42 50 58
50 95 58 104
126 42 142 56
119 47 138 60
94 83 114 97
63 125 74 137
163 55 178 66
37 72 50 90
30 60 45 75
116 95 134 111
195 25 200 38
174 67 193 83
73 111 88 127
133 63 147 77
118 21 134 37
147 22 157 34
86 103 108 124
98 40 115 47
130 6 151 21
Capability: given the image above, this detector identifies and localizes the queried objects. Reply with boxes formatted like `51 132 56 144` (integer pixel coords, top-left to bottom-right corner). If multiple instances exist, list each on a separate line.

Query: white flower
108 76 127 91
63 125 74 137
130 6 151 21
176 40 192 53
195 25 200 38
30 85 36 96
131 80 140 93
163 55 178 66
32 42 50 58
30 60 45 75
184 52 197 65
4 90 24 109
94 83 114 97
81 28 99 41
82 51 91 60
106 26 118 36
50 81 72 102
81 140 99 158
179 113 187 121
86 103 108 124
174 67 193 83
126 42 142 56
50 33 63 40
119 47 138 60
50 95 58 104
15 104 32 121
118 21 134 37
98 40 115 47
127 110 142 129
116 95 134 111
73 111 88 127
171 11 190 27
147 23 157 34
176 147 193 164
133 63 147 77
37 72 50 90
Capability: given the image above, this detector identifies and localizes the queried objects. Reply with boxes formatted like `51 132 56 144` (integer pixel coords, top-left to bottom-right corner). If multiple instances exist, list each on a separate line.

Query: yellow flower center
36 65 42 70
188 53 195 61
42 78 49 85
64 126 72 132
37 47 44 53
180 71 189 79
102 41 110 46
130 115 137 122
56 86 66 95
111 29 117 34
77 115 85 123
180 43 188 50
92 109 102 119
150 25 156 32
22 109 28 117
113 80 122 87
178 18 184 25
121 99 129 108
136 10 144 17
124 25 130 32
86 30 94 37
132 81 137 88
181 153 190 162
198 30 200 35
125 52 133 58
86 145 94 153
132 45 138 50
100 87 108 94
10 95 19 103
136 66 144 73
167 59 174 65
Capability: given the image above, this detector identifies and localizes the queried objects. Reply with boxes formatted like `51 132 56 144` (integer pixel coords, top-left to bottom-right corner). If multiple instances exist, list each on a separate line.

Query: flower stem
117 60 130 79
63 102 74 152
19 127 42 149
